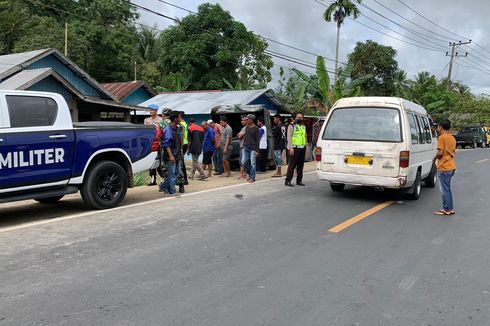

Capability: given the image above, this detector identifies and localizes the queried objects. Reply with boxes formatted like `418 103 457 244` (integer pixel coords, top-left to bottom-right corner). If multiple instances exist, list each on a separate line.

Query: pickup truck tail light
399 151 410 168
315 147 322 162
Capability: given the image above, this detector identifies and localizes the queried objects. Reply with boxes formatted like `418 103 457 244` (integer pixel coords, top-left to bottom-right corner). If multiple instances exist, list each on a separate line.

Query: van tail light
315 147 322 162
399 151 410 168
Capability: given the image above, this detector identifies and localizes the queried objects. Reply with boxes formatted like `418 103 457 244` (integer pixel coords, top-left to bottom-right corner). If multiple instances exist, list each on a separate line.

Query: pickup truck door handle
49 134 67 139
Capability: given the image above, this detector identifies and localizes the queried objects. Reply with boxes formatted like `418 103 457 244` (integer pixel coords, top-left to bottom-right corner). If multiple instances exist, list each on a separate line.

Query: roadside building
138 89 289 124
0 48 145 122
102 81 156 106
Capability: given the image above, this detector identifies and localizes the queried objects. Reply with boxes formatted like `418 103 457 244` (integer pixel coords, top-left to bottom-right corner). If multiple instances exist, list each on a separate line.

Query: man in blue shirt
201 120 216 178
159 112 182 196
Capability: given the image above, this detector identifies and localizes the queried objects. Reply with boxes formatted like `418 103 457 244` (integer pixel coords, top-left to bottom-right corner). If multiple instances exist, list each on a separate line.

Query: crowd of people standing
144 104 309 195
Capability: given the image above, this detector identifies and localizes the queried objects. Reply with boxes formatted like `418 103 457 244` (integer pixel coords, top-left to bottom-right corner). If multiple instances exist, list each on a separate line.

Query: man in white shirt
257 118 268 173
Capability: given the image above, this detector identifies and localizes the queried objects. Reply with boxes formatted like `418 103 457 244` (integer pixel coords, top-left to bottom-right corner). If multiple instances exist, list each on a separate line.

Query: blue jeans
213 147 223 173
438 170 455 211
274 149 283 166
160 160 181 195
242 147 257 181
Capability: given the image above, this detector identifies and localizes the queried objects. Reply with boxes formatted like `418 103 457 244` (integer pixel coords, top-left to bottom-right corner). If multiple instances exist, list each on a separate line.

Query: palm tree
323 0 362 83
394 69 410 98
135 25 160 64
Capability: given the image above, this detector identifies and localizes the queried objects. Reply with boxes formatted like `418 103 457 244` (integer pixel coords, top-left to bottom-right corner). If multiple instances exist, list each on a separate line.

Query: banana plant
315 56 371 110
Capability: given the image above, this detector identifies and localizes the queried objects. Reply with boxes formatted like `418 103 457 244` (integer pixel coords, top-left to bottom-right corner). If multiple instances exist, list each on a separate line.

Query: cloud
137 0 490 94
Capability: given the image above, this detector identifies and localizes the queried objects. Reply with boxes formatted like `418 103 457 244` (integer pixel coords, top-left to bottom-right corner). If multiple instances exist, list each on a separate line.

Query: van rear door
319 107 404 178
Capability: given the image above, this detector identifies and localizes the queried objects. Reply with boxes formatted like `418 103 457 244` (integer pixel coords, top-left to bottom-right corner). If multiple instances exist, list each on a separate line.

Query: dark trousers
258 148 268 172
286 147 306 183
213 147 223 173
181 144 188 183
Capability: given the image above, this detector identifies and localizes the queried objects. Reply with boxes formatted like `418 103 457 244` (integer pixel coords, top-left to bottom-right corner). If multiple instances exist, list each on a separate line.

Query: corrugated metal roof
0 49 50 80
138 89 271 115
102 80 155 101
0 48 118 101
0 68 52 90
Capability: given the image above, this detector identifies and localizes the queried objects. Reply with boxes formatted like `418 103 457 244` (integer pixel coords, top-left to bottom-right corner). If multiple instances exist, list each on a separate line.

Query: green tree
394 69 410 98
7 0 139 82
136 25 160 64
323 0 362 82
0 0 32 54
158 3 273 90
347 40 399 96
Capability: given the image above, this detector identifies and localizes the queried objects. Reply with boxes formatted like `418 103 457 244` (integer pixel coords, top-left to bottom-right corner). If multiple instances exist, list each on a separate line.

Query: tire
424 163 437 188
80 160 128 210
35 195 64 204
407 170 421 200
330 183 345 192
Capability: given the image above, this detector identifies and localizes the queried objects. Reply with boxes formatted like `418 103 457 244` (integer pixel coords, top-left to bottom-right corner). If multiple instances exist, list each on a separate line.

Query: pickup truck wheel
407 171 421 200
81 161 128 210
330 183 345 192
35 195 64 204
424 163 437 188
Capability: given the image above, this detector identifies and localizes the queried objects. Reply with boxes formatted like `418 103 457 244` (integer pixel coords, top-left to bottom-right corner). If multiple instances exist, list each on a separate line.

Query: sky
134 0 490 94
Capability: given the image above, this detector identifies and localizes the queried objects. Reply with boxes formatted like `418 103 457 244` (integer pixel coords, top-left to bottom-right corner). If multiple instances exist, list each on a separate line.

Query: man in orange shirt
433 120 456 216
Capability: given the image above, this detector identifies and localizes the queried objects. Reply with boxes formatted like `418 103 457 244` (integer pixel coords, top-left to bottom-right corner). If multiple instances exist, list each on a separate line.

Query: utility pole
446 40 471 90
134 61 137 81
64 22 68 57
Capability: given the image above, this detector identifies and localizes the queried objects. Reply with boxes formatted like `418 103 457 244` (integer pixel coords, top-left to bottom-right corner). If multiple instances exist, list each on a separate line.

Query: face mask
296 119 303 124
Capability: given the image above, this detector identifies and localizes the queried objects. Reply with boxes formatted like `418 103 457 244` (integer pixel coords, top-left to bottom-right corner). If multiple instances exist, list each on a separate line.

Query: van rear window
323 107 402 142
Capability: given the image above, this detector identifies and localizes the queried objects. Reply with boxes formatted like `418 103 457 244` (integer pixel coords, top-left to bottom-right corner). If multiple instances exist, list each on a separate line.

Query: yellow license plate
346 156 372 165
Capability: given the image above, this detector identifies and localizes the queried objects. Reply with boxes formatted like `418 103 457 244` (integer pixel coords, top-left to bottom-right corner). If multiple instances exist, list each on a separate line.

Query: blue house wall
123 88 152 106
25 55 106 99
27 76 74 100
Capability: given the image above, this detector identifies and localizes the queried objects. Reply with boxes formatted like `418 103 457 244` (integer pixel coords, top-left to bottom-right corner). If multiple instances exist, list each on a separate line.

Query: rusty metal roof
102 81 155 101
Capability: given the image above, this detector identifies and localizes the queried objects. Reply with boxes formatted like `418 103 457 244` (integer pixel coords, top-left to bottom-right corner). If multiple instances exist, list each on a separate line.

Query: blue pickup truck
0 90 157 209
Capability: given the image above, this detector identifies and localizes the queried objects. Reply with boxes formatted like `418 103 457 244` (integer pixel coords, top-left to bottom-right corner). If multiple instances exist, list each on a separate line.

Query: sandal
434 209 451 216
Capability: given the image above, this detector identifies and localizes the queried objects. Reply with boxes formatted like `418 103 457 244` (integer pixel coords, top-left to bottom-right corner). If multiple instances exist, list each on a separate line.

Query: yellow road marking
328 201 394 234
476 158 489 164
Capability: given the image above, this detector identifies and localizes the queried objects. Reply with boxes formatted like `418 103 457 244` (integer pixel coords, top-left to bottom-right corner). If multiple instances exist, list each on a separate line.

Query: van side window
6 95 58 128
415 115 426 144
407 113 419 144
428 118 438 138
422 117 432 143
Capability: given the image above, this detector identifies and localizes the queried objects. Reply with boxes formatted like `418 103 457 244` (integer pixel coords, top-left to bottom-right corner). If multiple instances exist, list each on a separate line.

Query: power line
147 0 349 67
396 0 467 40
312 0 445 53
347 17 445 53
396 0 490 57
358 14 447 52
359 2 449 49
370 0 452 43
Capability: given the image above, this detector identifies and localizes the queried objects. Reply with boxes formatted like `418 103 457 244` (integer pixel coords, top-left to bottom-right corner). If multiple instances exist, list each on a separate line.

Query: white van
315 97 438 199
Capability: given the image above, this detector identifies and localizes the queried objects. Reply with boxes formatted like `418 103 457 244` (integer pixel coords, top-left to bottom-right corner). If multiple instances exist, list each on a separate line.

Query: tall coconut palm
323 0 362 83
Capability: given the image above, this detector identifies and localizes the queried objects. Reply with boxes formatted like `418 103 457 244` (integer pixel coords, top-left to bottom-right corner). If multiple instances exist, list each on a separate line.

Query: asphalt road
0 149 489 326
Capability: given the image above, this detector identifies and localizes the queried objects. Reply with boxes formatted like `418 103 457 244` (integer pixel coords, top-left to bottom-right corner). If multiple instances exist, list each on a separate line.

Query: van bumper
316 170 407 188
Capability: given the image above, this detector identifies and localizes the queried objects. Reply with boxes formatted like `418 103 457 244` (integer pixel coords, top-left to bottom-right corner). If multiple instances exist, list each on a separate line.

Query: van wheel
81 161 128 210
35 195 64 204
407 171 421 200
424 163 437 188
330 183 345 192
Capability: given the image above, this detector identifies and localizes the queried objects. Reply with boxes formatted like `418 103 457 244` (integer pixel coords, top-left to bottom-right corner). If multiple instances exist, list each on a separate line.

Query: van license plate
346 156 372 165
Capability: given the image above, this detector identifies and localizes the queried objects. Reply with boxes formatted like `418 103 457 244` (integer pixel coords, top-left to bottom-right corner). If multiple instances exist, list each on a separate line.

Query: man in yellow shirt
433 120 456 215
